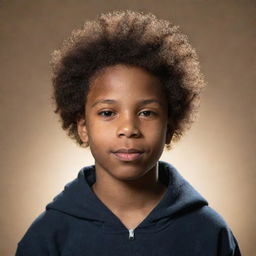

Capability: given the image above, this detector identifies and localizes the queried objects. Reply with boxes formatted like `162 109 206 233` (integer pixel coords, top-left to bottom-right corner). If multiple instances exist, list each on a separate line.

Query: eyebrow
91 99 163 108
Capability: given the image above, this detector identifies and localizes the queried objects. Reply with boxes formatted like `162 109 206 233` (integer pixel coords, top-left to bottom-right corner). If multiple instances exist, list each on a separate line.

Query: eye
139 110 156 117
98 110 115 117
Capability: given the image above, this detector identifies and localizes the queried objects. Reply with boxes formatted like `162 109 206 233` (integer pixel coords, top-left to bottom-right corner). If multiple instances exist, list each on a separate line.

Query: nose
117 116 141 138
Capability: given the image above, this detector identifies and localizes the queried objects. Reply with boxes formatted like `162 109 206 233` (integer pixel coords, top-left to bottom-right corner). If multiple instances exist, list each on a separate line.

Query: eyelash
98 110 156 118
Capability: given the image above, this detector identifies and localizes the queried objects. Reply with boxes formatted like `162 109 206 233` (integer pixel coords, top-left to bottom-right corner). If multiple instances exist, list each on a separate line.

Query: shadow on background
0 0 255 255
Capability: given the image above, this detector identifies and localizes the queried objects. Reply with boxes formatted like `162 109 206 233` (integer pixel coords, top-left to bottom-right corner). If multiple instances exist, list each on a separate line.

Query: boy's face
78 64 172 181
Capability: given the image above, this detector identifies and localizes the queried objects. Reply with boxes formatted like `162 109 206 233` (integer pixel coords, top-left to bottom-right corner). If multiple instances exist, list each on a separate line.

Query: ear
77 118 88 144
165 123 174 144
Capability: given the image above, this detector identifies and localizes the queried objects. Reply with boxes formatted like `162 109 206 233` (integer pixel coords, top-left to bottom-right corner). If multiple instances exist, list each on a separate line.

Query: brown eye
139 110 156 117
98 110 115 117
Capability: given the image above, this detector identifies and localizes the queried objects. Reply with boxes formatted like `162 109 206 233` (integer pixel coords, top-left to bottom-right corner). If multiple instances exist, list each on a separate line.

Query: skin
77 64 173 229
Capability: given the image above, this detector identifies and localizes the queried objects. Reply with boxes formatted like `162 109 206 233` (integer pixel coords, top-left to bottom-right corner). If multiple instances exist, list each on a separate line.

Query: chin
109 165 149 182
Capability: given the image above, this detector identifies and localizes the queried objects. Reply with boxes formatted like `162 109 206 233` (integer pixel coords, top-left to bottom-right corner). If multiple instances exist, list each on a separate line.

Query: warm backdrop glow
0 1 255 255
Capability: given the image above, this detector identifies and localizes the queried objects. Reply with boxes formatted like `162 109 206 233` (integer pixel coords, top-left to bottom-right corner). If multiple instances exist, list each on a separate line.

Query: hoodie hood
17 161 242 256
46 161 208 229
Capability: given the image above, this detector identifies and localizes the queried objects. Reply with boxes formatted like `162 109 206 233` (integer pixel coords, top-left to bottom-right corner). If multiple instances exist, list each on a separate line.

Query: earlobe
165 124 174 144
77 118 88 143
165 132 172 144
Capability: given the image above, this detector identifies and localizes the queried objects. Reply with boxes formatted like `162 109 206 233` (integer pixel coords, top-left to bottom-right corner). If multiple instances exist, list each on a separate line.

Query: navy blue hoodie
16 161 241 255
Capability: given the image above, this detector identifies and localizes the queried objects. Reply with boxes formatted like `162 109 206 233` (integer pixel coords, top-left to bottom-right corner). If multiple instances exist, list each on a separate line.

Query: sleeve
15 230 61 256
217 227 242 256
15 233 50 256
15 212 59 256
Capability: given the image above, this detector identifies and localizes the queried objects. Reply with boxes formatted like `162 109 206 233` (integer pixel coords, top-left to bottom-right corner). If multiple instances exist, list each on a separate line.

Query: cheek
142 121 167 139
150 132 167 148
87 122 113 145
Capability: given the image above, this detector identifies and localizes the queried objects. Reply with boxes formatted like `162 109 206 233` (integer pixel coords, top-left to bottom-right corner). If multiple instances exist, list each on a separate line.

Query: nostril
117 127 140 138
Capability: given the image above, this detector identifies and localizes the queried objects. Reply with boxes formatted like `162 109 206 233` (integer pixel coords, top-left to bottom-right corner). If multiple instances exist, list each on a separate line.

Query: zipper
128 228 135 240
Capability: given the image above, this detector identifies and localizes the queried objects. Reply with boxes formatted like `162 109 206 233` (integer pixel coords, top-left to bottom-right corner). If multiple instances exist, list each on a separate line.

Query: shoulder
197 205 229 228
16 210 71 256
190 205 235 235
196 206 242 255
20 209 68 236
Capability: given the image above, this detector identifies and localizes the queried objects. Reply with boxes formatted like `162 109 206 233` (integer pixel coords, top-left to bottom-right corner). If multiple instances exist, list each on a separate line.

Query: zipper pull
128 229 135 240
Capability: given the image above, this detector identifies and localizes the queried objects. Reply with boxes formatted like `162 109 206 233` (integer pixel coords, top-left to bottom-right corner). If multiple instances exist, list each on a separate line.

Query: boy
16 10 241 255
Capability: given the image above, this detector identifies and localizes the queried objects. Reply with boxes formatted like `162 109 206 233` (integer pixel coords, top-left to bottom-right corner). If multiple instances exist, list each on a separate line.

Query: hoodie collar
46 161 208 229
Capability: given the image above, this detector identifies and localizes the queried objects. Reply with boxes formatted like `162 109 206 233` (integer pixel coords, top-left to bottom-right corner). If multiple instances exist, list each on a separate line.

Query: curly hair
51 10 205 150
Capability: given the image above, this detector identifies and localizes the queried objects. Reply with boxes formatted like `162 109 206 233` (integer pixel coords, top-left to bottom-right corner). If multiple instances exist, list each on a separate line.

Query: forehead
87 64 166 103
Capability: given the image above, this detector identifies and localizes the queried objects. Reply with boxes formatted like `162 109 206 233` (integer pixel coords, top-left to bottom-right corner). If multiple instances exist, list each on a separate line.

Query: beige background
1 0 255 255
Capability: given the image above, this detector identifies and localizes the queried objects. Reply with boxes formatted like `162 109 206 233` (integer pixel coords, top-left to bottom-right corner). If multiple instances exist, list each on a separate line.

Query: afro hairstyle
51 10 205 150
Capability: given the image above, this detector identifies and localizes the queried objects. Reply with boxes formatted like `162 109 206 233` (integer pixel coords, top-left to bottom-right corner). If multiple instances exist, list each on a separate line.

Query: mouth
112 148 144 162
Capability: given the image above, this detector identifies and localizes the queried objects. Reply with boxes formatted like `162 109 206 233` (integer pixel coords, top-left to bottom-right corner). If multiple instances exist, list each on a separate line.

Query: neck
91 163 167 214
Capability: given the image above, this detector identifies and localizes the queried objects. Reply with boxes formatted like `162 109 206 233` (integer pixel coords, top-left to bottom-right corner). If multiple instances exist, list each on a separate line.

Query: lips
114 148 143 153
112 148 144 161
